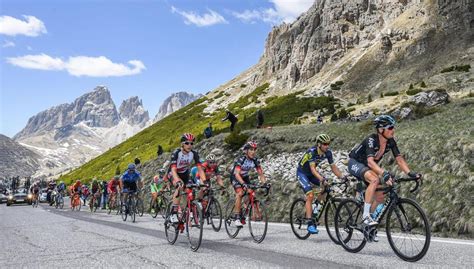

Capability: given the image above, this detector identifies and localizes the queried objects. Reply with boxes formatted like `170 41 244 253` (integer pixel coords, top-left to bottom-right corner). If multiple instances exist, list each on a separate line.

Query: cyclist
297 134 345 234
81 184 90 206
348 115 422 228
57 181 66 197
47 180 57 206
168 133 206 223
150 169 169 213
89 179 102 209
30 182 40 204
230 141 268 228
107 175 121 208
120 164 143 210
70 180 82 207
190 154 226 209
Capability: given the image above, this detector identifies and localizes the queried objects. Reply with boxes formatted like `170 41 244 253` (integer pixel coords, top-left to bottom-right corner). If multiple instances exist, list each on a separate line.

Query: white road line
266 222 474 246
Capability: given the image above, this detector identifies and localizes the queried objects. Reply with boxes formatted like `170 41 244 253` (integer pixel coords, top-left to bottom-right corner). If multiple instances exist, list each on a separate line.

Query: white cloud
2 40 15 48
231 0 314 25
6 54 64 70
0 15 47 37
171 6 227 27
6 54 146 77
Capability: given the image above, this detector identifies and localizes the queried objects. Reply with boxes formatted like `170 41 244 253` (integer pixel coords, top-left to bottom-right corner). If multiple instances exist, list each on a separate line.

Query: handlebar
244 183 271 197
376 176 421 193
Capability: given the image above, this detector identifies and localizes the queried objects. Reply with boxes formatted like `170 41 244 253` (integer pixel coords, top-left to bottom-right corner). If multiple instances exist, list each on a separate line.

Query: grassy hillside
60 83 339 183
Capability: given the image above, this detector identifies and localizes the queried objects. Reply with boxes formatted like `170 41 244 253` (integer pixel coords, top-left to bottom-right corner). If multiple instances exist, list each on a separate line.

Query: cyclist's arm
197 166 206 184
234 167 246 185
367 157 384 176
257 166 266 184
330 163 343 179
215 174 225 188
310 162 325 181
171 166 180 183
395 155 410 174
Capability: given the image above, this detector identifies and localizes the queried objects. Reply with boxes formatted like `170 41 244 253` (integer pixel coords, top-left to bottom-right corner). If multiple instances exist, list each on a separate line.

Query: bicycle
334 176 431 262
55 191 64 209
71 192 82 211
121 190 137 222
149 190 169 219
201 185 223 232
89 192 100 212
107 192 120 214
224 183 271 243
135 191 145 217
164 183 204 252
289 178 352 244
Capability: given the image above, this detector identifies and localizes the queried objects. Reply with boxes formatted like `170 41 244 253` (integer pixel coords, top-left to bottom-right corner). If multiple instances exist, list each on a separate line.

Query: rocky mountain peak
154 92 202 122
119 96 150 126
0 134 40 178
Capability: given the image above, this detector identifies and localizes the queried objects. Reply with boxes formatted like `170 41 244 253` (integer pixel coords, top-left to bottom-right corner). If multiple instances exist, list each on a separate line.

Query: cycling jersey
57 183 66 192
107 179 120 193
349 134 401 166
297 147 334 175
189 166 201 185
231 155 262 180
121 171 141 183
169 148 202 174
91 183 101 194
72 183 81 193
150 177 165 193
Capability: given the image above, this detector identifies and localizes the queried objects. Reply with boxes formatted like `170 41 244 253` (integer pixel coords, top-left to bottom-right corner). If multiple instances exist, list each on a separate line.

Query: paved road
1 202 473 268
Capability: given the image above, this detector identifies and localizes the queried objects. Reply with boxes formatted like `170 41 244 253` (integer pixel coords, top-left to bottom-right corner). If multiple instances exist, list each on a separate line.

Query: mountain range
1 86 199 178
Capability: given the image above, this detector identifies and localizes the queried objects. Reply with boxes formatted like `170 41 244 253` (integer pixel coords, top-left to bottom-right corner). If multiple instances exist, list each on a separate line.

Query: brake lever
409 180 419 193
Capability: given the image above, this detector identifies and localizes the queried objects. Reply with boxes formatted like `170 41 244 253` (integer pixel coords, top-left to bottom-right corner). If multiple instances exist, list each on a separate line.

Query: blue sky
0 0 314 138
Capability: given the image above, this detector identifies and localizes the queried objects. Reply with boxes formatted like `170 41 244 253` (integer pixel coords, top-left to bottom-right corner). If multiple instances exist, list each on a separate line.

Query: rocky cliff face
119 96 149 126
154 92 202 122
0 134 40 178
204 0 473 112
14 86 119 140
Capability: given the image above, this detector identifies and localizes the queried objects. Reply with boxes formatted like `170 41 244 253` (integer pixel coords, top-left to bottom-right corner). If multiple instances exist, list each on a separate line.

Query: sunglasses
322 143 330 146
183 142 194 145
385 126 395 130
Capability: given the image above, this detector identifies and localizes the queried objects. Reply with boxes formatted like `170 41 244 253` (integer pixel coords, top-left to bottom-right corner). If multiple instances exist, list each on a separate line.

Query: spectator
134 157 141 167
101 180 108 209
222 110 238 132
204 123 213 138
157 145 163 157
317 115 323 124
256 110 264 128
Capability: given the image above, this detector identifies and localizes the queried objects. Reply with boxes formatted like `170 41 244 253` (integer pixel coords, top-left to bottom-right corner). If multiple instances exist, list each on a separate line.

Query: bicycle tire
289 198 310 240
248 200 268 243
186 201 204 252
121 202 128 221
324 199 344 245
137 198 144 217
334 198 366 253
130 198 136 223
59 196 64 209
224 198 241 238
209 198 222 232
164 201 179 244
150 198 158 218
386 198 431 262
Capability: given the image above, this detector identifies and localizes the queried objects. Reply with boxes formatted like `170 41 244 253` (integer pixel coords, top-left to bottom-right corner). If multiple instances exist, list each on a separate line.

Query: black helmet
374 115 396 128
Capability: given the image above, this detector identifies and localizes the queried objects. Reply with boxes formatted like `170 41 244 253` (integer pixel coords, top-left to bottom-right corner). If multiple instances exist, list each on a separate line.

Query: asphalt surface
1 200 473 268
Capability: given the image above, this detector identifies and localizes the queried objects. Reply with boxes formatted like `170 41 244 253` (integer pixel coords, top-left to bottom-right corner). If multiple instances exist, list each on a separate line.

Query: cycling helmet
374 115 396 128
316 134 331 144
113 175 120 180
243 141 258 150
181 133 195 142
158 168 166 175
128 163 136 170
76 179 81 184
206 154 217 162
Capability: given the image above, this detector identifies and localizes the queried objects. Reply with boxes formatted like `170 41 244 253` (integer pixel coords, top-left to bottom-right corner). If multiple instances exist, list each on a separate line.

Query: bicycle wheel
115 199 121 215
324 199 345 245
121 202 128 221
130 198 136 223
93 198 99 212
137 198 144 217
59 196 64 209
224 198 241 238
386 198 431 262
107 198 113 214
208 198 222 232
335 199 366 253
289 198 310 240
150 199 158 218
249 200 268 243
159 197 168 218
77 199 81 211
55 197 59 209
186 201 204 252
164 202 179 244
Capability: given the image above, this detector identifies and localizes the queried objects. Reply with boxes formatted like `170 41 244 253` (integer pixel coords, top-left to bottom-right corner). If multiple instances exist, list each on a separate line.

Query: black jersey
349 134 401 166
169 148 202 174
231 155 262 178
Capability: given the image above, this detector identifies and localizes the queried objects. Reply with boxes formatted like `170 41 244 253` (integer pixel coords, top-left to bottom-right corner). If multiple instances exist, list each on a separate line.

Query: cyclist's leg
231 176 244 216
348 158 376 222
297 170 316 219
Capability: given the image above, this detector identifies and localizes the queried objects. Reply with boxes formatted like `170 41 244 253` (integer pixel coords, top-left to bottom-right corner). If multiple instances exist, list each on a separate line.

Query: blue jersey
121 171 141 183
189 167 200 184
297 147 334 175
57 183 66 192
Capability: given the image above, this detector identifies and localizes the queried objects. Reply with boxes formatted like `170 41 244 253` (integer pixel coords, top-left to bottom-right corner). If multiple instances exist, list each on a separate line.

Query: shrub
406 88 422 96
420 81 427 88
380 92 384 98
409 83 414 90
330 113 338 122
441 64 471 73
240 84 247 88
115 165 121 175
385 91 399 96
224 130 249 151
339 108 349 119
367 94 372 103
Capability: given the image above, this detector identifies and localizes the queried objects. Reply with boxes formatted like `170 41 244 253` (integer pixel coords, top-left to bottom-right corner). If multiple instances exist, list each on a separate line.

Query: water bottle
312 202 320 215
372 204 384 220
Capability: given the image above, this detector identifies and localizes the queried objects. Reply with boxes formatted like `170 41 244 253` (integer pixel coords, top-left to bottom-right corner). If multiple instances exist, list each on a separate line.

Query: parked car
39 188 48 203
0 193 7 204
6 189 32 206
